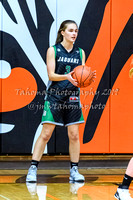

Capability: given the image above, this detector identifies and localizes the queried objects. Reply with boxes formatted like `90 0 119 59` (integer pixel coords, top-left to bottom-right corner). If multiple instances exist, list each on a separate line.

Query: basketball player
115 63 133 200
114 158 133 199
26 20 95 183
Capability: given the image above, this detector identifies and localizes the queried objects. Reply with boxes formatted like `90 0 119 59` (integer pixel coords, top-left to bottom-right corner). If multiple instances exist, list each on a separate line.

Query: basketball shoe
114 188 133 200
69 166 85 182
26 165 37 182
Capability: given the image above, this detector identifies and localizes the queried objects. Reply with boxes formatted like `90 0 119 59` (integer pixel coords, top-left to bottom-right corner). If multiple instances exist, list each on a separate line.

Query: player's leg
114 157 133 200
32 123 55 161
68 124 80 163
67 124 84 182
26 97 64 182
26 123 55 182
125 157 133 177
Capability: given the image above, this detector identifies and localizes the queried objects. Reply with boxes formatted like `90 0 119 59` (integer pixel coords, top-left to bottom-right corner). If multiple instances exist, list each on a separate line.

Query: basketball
72 65 94 88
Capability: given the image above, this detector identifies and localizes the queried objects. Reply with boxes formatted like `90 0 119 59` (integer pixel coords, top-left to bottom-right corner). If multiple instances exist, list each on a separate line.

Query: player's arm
46 47 67 81
46 47 77 85
82 48 96 81
82 49 86 65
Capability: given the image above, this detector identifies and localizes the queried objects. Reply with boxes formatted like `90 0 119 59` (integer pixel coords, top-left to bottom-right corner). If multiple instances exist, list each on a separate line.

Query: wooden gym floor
0 155 133 200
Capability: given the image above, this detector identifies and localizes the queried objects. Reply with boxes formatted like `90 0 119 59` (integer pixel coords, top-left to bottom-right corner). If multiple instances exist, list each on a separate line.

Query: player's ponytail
55 20 78 44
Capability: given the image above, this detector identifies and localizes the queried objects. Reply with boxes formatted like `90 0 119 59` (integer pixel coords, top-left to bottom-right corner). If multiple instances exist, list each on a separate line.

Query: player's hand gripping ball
72 65 96 88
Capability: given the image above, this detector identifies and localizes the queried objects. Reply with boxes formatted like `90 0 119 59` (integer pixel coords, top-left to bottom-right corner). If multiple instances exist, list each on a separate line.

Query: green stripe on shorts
41 101 55 122
79 112 84 122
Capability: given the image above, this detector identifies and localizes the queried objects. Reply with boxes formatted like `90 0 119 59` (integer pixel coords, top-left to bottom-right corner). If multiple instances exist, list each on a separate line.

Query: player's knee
40 129 51 142
68 130 79 142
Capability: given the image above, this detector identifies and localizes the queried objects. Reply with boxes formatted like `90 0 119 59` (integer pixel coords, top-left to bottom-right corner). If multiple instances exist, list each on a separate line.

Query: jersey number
65 65 71 74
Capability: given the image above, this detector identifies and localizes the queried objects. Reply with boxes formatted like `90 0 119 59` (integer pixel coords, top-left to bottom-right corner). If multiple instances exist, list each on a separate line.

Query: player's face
62 23 78 43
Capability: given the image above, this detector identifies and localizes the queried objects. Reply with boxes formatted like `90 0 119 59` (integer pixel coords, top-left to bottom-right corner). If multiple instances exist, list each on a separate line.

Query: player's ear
61 30 64 36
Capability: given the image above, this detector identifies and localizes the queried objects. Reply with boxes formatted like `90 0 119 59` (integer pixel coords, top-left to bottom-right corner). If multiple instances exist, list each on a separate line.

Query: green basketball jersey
46 43 82 101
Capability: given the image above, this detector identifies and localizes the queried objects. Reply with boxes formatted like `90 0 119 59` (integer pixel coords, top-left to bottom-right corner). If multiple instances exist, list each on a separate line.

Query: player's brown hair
55 20 78 44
